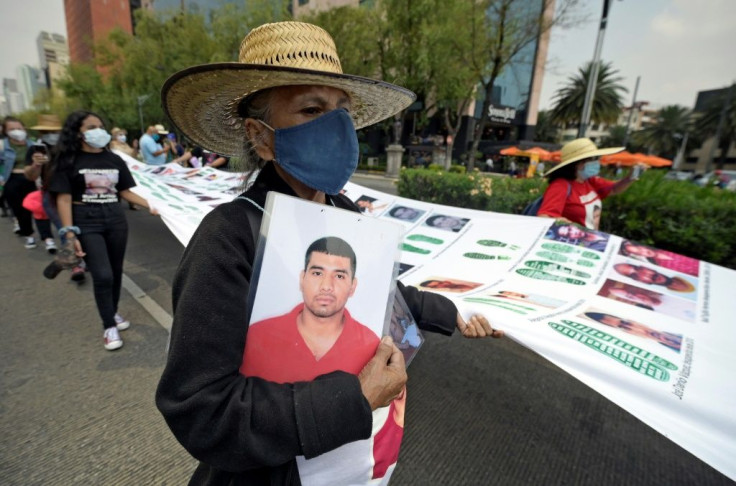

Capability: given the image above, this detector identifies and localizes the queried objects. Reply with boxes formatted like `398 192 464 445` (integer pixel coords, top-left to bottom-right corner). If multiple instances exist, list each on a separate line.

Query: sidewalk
0 218 194 484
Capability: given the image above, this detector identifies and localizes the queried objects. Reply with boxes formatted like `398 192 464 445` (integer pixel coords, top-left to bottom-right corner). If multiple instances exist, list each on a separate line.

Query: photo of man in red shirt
241 236 379 382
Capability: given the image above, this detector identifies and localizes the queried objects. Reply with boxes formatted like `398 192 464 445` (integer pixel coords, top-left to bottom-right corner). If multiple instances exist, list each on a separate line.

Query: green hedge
398 169 736 269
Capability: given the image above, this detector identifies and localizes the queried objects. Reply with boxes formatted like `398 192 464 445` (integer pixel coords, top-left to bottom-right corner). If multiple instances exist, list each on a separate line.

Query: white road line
122 273 173 332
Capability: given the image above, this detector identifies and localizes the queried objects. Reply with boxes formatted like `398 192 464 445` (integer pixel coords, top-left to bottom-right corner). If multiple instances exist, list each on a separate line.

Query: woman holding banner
155 21 503 485
538 138 639 230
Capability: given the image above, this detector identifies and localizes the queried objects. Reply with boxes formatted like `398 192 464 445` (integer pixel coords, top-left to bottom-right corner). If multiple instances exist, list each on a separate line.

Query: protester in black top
49 110 156 351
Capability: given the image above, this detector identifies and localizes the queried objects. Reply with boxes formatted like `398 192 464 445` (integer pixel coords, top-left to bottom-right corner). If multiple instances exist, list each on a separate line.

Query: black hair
48 111 106 195
426 214 465 228
547 160 582 182
304 236 357 278
584 312 611 325
545 224 585 242
388 206 417 218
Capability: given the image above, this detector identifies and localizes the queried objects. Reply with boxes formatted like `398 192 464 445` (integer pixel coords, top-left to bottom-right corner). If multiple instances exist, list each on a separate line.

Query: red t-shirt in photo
538 176 615 229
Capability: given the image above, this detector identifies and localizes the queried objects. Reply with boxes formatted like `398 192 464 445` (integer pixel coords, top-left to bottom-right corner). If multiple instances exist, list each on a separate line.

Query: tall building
3 79 26 114
63 0 133 65
36 32 69 92
149 0 241 14
16 65 41 110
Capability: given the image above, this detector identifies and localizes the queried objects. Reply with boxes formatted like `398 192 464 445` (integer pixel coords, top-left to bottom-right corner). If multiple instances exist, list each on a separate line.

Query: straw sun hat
545 138 624 177
162 21 416 157
31 114 62 131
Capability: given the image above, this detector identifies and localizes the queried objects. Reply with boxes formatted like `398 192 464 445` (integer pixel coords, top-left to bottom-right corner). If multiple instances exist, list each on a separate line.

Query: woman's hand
70 236 86 257
456 313 504 339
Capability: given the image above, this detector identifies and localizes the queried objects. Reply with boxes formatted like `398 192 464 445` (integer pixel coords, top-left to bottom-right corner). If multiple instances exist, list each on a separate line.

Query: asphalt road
1 172 731 485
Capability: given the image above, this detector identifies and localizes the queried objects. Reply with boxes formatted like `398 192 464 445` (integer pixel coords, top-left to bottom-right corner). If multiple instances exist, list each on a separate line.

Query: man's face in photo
614 263 668 285
392 207 419 220
558 225 587 240
300 251 357 319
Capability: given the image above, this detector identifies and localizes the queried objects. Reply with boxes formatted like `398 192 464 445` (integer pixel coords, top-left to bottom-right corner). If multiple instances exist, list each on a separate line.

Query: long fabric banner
120 153 736 481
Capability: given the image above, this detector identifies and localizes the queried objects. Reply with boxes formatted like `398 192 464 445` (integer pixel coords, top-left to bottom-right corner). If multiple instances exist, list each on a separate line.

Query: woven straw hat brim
31 124 62 130
162 63 416 157
544 146 624 177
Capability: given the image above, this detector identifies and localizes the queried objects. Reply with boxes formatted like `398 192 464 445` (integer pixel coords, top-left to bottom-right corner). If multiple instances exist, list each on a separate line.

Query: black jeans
4 173 35 236
74 203 128 329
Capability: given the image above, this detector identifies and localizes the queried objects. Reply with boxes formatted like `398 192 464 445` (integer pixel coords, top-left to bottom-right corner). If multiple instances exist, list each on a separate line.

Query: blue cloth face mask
152 134 161 142
580 160 600 180
259 108 359 195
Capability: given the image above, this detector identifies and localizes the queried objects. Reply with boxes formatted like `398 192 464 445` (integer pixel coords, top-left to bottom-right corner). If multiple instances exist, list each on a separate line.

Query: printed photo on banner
243 193 403 385
384 204 426 223
597 279 696 322
544 223 610 252
417 276 483 294
422 214 470 233
618 239 700 277
354 195 389 215
611 256 698 300
580 307 684 353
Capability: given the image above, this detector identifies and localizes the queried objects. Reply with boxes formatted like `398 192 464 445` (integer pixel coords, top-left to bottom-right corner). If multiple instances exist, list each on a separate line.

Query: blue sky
1 0 734 112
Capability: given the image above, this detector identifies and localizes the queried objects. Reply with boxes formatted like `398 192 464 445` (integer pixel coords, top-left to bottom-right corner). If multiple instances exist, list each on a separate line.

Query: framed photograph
242 193 404 384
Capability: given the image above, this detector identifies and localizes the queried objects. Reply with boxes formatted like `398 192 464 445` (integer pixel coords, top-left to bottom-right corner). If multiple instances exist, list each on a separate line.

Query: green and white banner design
120 152 736 481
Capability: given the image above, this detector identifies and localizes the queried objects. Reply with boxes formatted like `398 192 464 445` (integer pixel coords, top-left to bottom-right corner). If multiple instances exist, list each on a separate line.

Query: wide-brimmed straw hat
545 138 624 177
161 21 416 157
31 114 62 131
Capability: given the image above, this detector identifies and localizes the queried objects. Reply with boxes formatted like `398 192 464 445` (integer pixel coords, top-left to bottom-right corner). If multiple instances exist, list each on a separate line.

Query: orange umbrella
500 146 553 161
600 151 648 166
645 155 672 167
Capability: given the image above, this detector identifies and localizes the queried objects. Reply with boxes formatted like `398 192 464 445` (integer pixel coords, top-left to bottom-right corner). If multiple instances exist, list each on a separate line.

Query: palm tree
550 61 627 128
693 85 736 170
636 105 691 158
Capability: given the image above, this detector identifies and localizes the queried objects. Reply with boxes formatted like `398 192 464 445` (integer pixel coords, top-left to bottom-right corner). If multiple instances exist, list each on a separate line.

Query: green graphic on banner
524 260 591 279
463 252 512 260
541 242 600 260
515 268 586 285
401 243 430 254
407 234 444 245
535 251 596 268
464 297 536 313
478 240 520 250
549 320 677 381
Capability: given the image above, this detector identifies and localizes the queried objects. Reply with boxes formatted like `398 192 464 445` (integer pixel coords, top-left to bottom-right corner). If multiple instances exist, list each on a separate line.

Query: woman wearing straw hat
156 21 503 485
537 138 639 230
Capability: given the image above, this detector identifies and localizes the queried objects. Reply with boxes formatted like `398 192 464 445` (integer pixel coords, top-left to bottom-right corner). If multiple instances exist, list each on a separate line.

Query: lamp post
137 94 151 136
578 0 613 138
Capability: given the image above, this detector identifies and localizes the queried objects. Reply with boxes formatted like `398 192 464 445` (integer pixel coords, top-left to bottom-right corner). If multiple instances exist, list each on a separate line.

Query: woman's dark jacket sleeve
155 202 372 473
397 281 457 335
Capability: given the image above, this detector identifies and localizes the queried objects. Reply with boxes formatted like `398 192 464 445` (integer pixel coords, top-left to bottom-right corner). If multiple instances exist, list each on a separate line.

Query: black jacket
156 163 457 485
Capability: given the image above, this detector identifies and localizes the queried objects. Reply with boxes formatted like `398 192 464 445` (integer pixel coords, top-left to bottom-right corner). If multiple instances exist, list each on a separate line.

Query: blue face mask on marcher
152 134 161 142
580 160 600 180
259 108 359 195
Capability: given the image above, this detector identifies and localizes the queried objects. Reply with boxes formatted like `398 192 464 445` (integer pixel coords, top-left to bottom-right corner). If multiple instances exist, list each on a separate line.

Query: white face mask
83 128 112 149
7 129 27 142
117 135 127 144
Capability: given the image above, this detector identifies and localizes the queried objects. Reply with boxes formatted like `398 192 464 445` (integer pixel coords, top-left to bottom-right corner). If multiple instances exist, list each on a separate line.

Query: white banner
120 152 736 481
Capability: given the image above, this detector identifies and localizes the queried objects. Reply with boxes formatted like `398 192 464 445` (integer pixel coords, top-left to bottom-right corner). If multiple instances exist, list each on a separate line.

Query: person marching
156 21 503 485
537 138 639 230
48 111 156 351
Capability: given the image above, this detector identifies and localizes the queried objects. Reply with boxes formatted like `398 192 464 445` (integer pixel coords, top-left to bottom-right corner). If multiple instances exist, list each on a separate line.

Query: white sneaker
13 219 20 234
114 313 130 331
45 238 57 254
24 237 37 249
104 327 123 351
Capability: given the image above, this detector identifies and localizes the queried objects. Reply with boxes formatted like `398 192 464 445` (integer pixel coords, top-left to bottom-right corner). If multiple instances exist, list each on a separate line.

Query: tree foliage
692 85 736 169
550 61 627 128
58 3 291 136
635 105 691 158
533 110 559 143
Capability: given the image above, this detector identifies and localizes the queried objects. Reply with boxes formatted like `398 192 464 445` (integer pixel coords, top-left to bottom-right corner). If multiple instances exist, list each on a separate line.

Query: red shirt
241 304 404 482
538 176 615 230
241 303 379 382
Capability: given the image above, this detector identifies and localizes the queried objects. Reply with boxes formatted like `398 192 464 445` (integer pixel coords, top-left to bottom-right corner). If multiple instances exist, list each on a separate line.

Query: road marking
122 273 173 331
